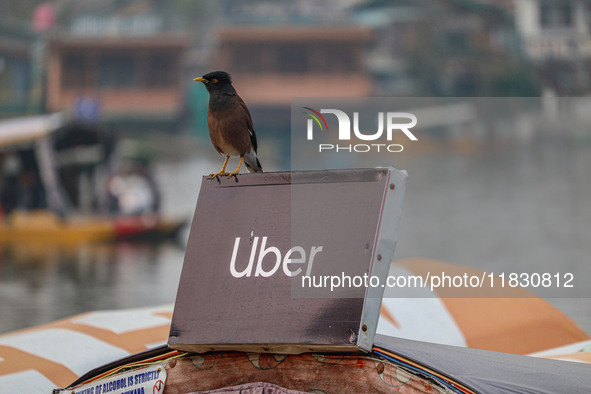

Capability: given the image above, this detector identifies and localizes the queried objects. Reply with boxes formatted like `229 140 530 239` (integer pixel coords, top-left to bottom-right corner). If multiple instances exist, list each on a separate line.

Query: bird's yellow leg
210 156 230 179
226 157 244 178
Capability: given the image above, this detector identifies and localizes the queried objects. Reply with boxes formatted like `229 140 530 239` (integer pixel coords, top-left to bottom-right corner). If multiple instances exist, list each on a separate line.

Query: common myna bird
194 71 263 179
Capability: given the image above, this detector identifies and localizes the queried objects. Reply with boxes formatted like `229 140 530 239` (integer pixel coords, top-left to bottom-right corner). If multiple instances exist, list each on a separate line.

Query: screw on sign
153 380 164 394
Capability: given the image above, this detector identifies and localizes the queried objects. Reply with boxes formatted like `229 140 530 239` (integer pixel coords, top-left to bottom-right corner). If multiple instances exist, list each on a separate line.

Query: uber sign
169 168 407 354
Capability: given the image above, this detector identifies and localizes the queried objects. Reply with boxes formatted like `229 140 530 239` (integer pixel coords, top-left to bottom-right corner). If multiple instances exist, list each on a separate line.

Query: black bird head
194 71 233 93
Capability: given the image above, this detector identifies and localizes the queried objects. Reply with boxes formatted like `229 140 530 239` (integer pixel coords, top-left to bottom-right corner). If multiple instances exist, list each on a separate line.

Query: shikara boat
0 113 185 243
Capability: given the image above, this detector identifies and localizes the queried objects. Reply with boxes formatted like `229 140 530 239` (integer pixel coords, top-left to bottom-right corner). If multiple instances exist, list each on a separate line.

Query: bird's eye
213 78 218 83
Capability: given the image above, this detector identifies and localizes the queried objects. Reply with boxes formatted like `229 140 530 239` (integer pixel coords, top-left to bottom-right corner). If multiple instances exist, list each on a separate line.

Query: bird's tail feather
245 153 263 173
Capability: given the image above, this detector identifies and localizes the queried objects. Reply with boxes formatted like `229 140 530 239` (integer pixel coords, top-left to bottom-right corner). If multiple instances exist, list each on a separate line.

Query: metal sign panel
169 168 407 353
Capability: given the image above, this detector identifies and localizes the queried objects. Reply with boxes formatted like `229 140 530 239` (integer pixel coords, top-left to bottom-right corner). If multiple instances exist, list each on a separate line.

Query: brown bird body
194 71 262 178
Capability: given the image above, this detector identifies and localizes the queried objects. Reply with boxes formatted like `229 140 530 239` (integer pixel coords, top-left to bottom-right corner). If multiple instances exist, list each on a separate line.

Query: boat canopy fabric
374 334 591 394
0 113 64 147
379 259 589 355
0 305 173 391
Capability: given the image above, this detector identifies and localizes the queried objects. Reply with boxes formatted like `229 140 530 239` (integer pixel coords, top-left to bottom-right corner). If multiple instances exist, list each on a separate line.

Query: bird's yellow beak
193 77 208 83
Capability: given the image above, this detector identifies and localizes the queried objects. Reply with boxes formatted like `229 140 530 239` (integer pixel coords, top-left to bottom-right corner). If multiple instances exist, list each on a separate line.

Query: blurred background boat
0 113 186 243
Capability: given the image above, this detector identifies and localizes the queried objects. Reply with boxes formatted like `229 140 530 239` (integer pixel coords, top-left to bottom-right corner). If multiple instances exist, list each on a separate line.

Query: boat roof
374 334 591 394
0 113 64 148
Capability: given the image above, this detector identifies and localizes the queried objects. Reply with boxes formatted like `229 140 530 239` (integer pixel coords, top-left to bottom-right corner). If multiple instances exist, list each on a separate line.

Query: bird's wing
237 94 258 153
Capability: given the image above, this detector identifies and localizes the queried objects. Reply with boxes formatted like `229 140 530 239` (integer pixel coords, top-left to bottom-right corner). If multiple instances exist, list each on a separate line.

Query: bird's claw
225 171 240 179
209 171 228 180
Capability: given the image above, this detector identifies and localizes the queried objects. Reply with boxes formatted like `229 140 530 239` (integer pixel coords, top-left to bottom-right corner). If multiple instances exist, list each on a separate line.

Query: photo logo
302 107 329 137
303 107 418 153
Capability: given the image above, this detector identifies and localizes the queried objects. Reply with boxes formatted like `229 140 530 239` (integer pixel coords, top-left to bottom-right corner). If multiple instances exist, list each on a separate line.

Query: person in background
0 154 20 222
105 159 160 216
